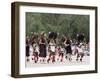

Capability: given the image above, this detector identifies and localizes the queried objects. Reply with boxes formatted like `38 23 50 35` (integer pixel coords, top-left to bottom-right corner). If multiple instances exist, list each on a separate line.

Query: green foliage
26 12 89 41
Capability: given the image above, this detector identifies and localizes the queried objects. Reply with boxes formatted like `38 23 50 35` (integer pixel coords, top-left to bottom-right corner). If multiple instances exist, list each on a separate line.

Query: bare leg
80 53 84 62
76 54 80 61
52 55 55 63
57 53 60 61
47 53 51 63
61 53 64 62
69 54 72 61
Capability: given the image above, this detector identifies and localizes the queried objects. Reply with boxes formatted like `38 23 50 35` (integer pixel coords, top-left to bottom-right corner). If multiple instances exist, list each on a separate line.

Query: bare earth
26 55 90 68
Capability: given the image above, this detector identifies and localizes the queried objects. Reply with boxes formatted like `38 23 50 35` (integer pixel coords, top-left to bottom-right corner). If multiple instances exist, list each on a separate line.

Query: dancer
26 36 30 62
57 45 65 62
64 37 72 61
39 32 47 63
76 44 84 62
47 39 56 63
32 43 39 63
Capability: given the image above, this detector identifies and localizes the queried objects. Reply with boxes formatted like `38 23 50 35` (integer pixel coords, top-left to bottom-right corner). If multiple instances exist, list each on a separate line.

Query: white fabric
50 46 56 52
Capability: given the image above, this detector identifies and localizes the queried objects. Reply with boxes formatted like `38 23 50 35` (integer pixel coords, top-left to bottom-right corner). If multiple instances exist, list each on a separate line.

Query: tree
26 12 89 42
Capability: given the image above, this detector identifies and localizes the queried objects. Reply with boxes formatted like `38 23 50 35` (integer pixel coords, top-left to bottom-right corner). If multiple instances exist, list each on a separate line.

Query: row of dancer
26 32 89 63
